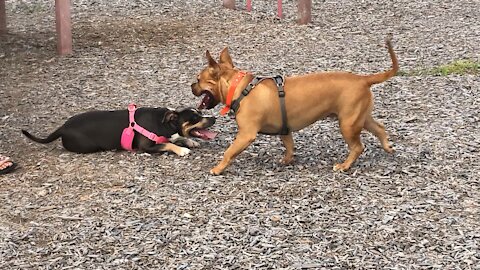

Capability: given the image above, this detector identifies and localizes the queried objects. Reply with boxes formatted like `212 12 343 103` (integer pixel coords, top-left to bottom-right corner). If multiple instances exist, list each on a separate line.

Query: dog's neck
219 70 252 104
218 70 254 116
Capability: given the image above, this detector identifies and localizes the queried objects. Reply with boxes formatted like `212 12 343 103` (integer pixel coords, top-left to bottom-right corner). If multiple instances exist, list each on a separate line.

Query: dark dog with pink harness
22 104 216 156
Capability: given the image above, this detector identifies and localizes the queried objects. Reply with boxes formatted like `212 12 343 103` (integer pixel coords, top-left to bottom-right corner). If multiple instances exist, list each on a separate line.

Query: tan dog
191 38 399 175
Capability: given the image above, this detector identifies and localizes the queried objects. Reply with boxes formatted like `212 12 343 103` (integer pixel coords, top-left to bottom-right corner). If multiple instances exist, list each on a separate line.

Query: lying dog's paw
185 139 200 148
176 147 191 157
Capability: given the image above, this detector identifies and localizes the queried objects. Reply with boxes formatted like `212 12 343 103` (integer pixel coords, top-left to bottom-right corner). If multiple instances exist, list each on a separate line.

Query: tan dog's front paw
385 145 395 154
210 166 224 175
333 163 350 172
280 156 294 165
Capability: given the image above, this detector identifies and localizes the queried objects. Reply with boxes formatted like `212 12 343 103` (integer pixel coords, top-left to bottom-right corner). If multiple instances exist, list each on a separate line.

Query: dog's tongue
195 129 217 140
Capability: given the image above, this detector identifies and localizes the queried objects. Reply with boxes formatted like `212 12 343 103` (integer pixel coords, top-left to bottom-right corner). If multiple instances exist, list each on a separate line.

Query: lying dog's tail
22 128 62 144
365 37 399 86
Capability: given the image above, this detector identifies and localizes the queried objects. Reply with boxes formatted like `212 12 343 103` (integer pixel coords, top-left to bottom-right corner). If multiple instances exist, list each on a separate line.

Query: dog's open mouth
198 91 215 110
190 128 217 140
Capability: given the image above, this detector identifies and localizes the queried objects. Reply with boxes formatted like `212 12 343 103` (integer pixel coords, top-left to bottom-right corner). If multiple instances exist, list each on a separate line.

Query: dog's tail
22 128 62 144
364 37 399 86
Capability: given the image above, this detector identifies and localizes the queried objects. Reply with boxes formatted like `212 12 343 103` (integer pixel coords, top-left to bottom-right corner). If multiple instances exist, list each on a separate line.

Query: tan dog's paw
384 144 395 154
176 147 191 157
210 166 224 175
333 163 350 172
382 137 395 153
279 156 294 165
385 146 395 154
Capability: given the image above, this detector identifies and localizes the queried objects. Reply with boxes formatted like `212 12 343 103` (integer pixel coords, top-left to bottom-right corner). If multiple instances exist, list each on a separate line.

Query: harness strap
272 75 289 135
127 104 169 144
229 76 268 116
229 76 290 135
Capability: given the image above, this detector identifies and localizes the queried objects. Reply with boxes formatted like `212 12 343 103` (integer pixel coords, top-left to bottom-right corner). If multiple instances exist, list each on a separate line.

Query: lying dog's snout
198 116 216 128
206 116 216 126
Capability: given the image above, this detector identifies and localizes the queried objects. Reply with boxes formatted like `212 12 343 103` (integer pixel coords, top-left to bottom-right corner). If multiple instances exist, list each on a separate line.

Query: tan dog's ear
206 50 219 68
219 47 234 69
206 50 221 78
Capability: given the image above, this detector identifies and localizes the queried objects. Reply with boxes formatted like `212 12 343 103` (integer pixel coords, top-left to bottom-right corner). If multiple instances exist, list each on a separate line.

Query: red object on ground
223 0 236 10
277 0 283 19
55 0 72 55
298 0 312 24
246 0 252 12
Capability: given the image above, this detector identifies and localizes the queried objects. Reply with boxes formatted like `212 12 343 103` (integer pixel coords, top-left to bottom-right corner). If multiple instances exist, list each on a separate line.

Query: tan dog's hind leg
280 133 295 164
211 130 257 175
334 120 365 172
364 116 394 153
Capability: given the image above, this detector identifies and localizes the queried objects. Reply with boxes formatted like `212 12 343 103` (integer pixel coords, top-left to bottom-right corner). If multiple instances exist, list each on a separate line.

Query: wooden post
55 0 72 55
277 0 284 19
297 0 311 25
246 0 252 12
0 0 6 35
223 0 235 10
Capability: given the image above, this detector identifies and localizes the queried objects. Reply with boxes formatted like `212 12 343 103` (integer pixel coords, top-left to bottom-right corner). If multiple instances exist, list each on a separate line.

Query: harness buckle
128 103 136 112
147 133 157 141
273 75 284 85
228 103 237 118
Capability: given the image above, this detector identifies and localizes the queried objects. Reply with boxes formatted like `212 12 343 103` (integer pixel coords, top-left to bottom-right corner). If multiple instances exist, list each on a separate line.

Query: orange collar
220 71 250 116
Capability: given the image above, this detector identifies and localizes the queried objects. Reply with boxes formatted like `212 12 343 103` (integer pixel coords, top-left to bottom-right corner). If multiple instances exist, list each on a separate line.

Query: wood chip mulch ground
1 0 479 269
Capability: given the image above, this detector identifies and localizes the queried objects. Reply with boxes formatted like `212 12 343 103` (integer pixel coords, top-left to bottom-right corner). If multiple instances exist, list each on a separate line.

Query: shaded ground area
1 0 479 269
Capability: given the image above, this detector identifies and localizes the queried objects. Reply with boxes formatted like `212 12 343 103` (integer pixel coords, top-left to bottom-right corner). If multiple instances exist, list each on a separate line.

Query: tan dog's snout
191 82 202 96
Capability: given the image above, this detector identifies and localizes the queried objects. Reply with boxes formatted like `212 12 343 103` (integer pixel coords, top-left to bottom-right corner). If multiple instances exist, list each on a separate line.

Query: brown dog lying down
191 38 399 175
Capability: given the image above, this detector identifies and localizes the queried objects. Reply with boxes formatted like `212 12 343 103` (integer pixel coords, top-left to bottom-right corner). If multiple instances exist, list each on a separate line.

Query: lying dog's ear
219 47 234 69
163 110 178 123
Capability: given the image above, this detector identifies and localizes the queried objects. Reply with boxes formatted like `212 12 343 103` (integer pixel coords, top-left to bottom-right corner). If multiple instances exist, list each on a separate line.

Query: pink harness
121 103 169 151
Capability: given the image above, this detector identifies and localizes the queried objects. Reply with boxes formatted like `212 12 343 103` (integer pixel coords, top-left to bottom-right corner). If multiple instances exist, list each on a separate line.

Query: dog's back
22 110 129 153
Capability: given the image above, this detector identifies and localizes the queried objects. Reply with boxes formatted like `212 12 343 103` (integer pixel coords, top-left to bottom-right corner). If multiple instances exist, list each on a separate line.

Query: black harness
228 75 289 135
